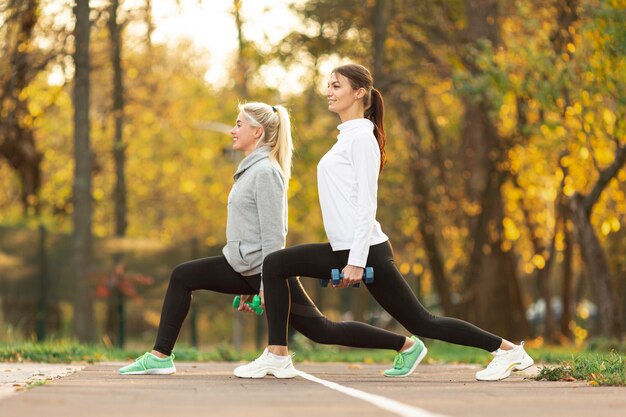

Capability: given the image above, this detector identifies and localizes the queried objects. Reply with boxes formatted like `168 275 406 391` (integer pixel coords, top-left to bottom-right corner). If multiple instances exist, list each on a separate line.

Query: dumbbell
232 295 263 316
320 267 374 287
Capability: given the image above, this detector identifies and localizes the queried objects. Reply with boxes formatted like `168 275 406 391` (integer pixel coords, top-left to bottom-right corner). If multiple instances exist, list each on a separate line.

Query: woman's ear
354 88 366 100
255 127 263 139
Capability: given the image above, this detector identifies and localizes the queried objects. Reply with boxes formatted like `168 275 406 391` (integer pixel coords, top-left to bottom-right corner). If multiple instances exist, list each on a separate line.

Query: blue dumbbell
320 267 374 287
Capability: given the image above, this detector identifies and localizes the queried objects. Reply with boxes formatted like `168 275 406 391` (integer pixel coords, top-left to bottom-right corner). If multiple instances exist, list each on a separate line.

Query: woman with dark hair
235 65 533 382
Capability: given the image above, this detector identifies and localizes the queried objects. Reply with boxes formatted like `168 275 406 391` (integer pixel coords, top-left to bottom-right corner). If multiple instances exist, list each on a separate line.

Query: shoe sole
234 367 297 379
120 367 176 375
271 369 298 379
384 346 428 378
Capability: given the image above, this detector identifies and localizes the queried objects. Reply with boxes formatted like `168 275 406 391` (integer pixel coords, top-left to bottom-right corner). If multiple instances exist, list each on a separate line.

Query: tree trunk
570 145 626 339
0 0 42 212
232 0 249 99
106 0 128 348
72 0 94 343
550 0 579 53
537 234 558 342
144 0 154 52
372 0 388 83
513 174 558 341
465 169 528 339
557 161 574 340
571 195 622 339
560 211 574 340
460 0 527 339
390 93 453 315
415 173 453 315
109 0 127 239
461 107 528 338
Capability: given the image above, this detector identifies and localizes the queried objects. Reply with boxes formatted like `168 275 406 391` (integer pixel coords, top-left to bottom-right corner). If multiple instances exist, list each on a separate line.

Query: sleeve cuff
347 254 366 268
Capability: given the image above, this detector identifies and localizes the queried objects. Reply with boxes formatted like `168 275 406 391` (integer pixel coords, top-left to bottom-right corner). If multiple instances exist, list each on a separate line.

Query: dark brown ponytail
333 64 387 172
366 88 386 172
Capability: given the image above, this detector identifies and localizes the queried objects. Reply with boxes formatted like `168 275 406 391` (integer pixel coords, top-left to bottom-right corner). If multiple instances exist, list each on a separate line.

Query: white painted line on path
296 370 450 417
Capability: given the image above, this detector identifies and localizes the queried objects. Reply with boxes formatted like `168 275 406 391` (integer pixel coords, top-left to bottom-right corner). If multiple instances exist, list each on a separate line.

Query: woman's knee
263 251 285 276
310 319 341 345
168 262 193 290
409 315 444 338
291 317 335 344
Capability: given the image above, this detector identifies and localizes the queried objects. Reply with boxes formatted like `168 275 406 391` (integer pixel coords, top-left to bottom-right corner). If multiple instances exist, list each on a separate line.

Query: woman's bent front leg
154 255 260 356
234 243 342 379
263 243 342 346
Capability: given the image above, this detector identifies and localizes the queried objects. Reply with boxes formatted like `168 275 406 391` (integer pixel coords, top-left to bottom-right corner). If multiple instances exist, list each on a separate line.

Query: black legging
153 254 405 356
263 241 502 351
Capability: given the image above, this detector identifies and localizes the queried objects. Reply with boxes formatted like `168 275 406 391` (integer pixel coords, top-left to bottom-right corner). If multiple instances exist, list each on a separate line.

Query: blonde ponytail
238 102 294 183
271 105 293 183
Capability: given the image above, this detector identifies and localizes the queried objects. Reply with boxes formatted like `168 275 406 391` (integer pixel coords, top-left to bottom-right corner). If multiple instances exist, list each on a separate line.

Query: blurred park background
1 0 625 356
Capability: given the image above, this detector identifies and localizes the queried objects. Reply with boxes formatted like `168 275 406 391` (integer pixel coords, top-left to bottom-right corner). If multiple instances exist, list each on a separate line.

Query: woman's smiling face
326 72 356 115
230 111 260 155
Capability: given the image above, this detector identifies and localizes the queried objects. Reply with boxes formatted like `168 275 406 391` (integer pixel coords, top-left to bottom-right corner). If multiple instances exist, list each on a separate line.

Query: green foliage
536 351 626 386
586 336 626 353
287 333 396 363
0 340 129 364
421 340 493 364
0 339 396 364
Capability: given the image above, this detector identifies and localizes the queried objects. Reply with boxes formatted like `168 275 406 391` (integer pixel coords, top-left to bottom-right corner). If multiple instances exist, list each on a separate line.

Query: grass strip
535 351 625 386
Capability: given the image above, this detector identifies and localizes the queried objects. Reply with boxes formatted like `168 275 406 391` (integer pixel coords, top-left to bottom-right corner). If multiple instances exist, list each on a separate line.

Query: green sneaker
384 336 427 378
119 352 176 375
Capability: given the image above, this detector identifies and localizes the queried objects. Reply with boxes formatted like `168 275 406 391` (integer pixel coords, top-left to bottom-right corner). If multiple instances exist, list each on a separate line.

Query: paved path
0 363 83 399
1 361 625 417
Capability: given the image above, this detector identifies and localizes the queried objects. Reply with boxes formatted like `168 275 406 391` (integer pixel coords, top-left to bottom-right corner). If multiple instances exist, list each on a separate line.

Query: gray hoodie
222 146 287 289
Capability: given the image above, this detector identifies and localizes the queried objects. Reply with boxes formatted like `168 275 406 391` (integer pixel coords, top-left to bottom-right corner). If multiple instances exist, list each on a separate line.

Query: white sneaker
475 341 534 381
233 348 298 379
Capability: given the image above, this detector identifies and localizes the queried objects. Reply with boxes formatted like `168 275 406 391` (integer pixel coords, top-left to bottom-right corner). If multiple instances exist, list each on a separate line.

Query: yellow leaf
412 263 424 275
601 221 611 236
531 254 546 269
180 179 196 193
523 263 534 274
503 217 521 241
128 67 139 79
93 188 105 201
579 147 589 159
610 217 621 232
